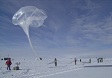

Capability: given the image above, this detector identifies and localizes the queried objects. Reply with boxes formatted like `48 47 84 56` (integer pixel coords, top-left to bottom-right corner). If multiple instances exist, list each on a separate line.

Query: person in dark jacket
74 58 77 65
54 58 57 67
6 58 12 70
89 58 91 63
80 59 82 62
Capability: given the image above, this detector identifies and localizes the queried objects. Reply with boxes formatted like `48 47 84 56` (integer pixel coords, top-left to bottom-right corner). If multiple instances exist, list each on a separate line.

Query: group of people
74 58 92 65
4 58 85 70
5 58 58 70
5 57 103 70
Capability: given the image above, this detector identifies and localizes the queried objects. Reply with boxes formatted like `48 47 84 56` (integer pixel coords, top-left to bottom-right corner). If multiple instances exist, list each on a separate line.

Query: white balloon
12 6 47 36
12 6 47 58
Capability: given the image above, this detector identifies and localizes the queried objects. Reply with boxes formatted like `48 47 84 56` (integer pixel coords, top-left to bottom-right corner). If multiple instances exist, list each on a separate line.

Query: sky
1 0 112 58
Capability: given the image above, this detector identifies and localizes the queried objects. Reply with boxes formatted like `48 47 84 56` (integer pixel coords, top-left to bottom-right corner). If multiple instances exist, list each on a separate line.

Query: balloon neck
20 25 29 37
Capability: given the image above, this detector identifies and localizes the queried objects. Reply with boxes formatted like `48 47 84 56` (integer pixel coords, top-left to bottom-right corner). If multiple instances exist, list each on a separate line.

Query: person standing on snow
6 58 12 70
80 59 82 62
48 58 58 67
54 58 57 67
74 58 77 65
89 58 91 63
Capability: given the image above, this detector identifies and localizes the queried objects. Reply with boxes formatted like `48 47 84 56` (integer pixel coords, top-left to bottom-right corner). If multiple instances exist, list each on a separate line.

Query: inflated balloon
12 6 47 58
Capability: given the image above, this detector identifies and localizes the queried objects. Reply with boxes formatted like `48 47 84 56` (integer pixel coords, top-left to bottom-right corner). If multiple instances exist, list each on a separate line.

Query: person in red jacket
6 58 12 70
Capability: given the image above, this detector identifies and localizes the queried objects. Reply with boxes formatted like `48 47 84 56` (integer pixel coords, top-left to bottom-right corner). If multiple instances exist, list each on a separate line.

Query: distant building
97 58 103 63
1 57 11 60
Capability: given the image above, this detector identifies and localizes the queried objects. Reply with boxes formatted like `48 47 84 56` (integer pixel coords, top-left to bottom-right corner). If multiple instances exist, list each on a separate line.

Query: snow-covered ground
0 57 112 78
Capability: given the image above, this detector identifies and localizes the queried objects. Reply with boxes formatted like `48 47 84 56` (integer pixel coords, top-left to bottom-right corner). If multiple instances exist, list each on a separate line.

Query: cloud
28 0 112 50
70 0 112 45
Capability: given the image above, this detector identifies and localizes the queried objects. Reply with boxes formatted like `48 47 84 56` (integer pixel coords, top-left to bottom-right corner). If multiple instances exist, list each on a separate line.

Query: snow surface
0 57 112 78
